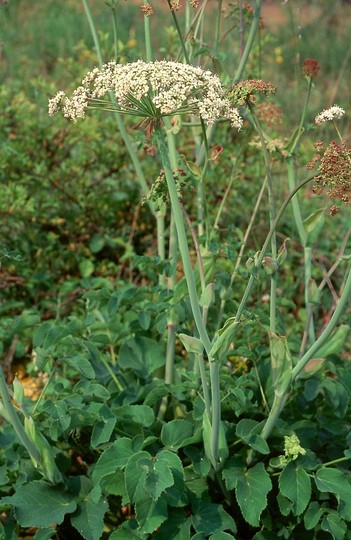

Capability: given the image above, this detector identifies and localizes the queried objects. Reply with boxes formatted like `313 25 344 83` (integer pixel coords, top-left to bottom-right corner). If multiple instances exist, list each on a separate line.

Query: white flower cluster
48 60 242 129
315 105 345 125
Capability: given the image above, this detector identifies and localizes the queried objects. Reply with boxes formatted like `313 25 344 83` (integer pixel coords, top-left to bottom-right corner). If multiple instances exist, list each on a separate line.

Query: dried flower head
255 102 283 127
302 58 320 78
141 3 154 16
315 105 345 125
311 140 351 214
49 60 242 129
228 79 277 106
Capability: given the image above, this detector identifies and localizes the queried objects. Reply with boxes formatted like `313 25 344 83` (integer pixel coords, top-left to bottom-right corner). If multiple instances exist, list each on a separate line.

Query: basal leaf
304 502 323 530
235 463 272 527
321 512 347 540
192 501 236 536
119 404 155 427
135 494 168 534
161 419 194 451
92 438 134 486
279 462 311 515
71 494 108 540
125 451 152 502
315 467 351 500
91 414 116 448
222 457 246 491
143 457 174 500
0 481 77 528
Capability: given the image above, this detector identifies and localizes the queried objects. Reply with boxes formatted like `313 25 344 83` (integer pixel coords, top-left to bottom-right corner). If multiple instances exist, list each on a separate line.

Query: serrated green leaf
135 494 168 534
161 419 194 451
139 311 151 330
109 519 147 539
92 438 134 486
65 354 95 379
192 501 236 536
222 457 246 491
321 512 347 540
304 502 323 530
0 481 76 528
235 463 272 527
120 404 155 427
91 415 116 448
279 462 311 515
315 467 351 500
143 457 174 500
71 493 108 540
125 451 152 502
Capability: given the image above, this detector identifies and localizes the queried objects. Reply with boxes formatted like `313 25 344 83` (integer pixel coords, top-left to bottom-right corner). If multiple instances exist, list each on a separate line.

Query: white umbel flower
49 60 242 129
315 105 345 125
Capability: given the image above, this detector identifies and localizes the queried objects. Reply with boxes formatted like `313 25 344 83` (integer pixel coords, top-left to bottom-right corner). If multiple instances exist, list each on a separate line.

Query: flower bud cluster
49 60 242 129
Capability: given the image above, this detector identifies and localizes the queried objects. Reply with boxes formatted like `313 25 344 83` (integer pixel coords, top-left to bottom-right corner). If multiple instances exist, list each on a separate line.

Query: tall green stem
155 125 221 464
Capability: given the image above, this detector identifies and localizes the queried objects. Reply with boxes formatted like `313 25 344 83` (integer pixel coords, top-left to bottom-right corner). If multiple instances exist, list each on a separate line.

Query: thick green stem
155 125 212 356
155 126 221 462
0 368 41 464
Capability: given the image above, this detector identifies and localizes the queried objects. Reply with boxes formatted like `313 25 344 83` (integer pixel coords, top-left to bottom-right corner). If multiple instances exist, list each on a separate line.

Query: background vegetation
0 1 350 539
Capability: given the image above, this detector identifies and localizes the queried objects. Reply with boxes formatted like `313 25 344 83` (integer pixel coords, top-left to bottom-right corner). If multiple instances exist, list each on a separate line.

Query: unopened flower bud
307 278 320 304
262 256 278 275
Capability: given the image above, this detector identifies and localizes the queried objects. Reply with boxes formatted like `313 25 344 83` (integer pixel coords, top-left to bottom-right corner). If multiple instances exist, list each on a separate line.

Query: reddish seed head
302 58 320 78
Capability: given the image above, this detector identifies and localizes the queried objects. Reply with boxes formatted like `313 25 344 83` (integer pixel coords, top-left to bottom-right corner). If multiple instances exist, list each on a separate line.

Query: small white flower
315 105 345 125
49 60 242 129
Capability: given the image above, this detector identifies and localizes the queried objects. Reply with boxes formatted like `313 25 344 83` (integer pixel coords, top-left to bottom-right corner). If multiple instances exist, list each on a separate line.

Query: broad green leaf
135 494 168 534
315 467 351 521
276 492 293 516
118 336 165 378
315 467 351 500
119 404 155 427
110 519 147 539
279 462 311 515
65 354 95 379
154 510 191 540
161 419 194 451
184 447 211 477
321 512 347 540
235 420 269 455
71 494 108 540
192 501 236 536
304 502 323 530
222 457 246 491
0 481 77 528
92 438 134 486
125 451 152 502
235 463 272 527
142 456 174 500
91 415 116 448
